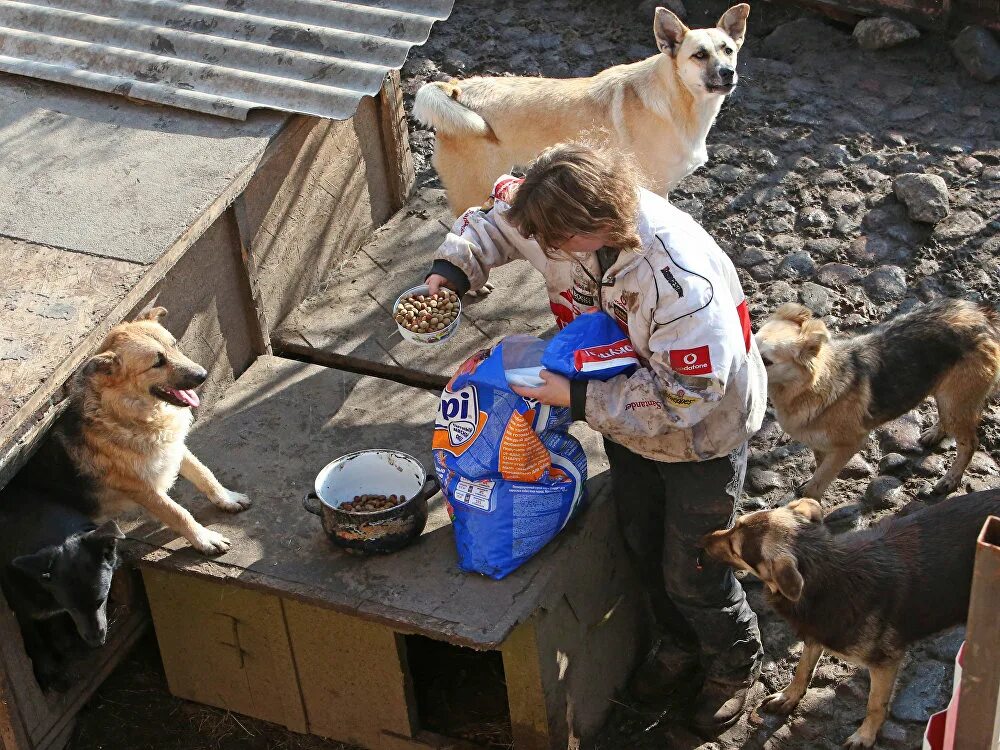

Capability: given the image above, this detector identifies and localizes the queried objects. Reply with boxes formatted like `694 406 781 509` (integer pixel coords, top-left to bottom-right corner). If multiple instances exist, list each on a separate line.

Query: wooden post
955 516 1000 749
377 70 416 213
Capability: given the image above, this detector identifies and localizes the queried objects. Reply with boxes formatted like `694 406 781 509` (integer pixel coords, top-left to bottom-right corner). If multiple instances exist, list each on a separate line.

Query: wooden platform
131 356 638 749
273 187 558 387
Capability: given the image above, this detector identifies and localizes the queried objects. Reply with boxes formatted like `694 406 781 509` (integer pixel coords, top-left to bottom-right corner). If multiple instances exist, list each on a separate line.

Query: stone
794 156 820 171
933 210 986 240
878 414 923 453
799 282 832 316
710 164 744 183
894 173 951 223
969 451 1000 475
736 247 772 268
878 720 913 748
862 265 908 303
827 190 862 213
957 155 984 175
865 475 904 509
760 18 844 61
853 17 920 50
755 149 780 169
770 234 802 253
914 453 947 477
804 238 842 259
817 262 863 287
879 453 910 475
742 232 765 247
749 467 785 494
841 453 875 479
952 26 1000 82
824 144 853 167
764 280 797 306
927 627 966 662
817 170 844 186
891 660 951 723
673 198 703 221
799 207 831 229
777 251 817 280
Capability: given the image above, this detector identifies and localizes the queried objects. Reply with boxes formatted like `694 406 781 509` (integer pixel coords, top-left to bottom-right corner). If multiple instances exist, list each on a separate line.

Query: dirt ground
70 0 999 748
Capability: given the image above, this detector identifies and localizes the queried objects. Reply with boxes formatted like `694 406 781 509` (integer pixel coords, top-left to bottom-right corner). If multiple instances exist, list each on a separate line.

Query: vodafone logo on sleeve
669 345 712 375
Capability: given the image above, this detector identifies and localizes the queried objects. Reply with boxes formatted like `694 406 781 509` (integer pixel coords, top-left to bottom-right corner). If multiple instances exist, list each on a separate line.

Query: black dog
701 490 1000 748
0 484 123 689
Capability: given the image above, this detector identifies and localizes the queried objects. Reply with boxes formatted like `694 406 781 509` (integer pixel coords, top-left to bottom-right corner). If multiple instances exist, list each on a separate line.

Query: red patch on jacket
669 345 712 375
493 177 523 204
550 290 577 329
736 299 751 353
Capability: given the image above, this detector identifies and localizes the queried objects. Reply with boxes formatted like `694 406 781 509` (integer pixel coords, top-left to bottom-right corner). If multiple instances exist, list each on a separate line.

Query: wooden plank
501 621 551 750
229 198 273 356
142 568 307 732
377 70 416 213
284 600 414 747
271 187 557 387
127 356 609 649
0 115 315 486
956 516 1000 749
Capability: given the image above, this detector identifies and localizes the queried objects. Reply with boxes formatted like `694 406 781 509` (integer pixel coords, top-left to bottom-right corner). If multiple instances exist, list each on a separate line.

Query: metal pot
303 450 436 555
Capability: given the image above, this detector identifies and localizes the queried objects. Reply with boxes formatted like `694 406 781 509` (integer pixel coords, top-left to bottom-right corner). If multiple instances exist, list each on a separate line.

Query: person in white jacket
425 143 767 732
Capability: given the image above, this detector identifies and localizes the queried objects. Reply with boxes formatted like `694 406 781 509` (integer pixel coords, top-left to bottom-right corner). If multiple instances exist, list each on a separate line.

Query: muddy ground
71 1 998 748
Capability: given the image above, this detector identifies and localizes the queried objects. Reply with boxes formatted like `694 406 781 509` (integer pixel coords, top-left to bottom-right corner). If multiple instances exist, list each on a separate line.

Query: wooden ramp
273 188 560 387
130 355 640 750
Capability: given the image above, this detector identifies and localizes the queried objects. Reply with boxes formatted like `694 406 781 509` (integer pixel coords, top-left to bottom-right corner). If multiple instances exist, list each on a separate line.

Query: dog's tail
413 81 492 137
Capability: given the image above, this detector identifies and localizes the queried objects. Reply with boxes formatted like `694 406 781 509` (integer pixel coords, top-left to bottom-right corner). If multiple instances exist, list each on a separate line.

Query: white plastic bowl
392 284 461 344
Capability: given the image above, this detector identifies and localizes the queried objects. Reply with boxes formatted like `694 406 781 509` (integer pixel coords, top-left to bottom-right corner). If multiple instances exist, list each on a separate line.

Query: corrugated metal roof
0 0 454 120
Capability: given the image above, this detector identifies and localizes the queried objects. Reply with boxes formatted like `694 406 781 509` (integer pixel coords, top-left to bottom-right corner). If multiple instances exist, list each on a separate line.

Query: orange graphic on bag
498 408 552 482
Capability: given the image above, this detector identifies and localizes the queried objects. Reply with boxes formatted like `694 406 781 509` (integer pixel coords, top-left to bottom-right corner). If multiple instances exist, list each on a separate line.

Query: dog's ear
717 4 750 47
654 7 689 56
794 319 830 365
774 302 813 326
81 351 120 380
136 306 167 323
10 550 57 582
84 521 124 562
787 498 824 524
771 554 804 601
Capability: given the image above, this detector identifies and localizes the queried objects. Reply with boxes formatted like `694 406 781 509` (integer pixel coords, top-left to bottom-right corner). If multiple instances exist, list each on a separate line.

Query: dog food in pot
394 292 459 334
340 494 407 513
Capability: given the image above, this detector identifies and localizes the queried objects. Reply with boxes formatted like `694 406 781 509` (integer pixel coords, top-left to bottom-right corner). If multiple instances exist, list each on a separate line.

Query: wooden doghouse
0 65 414 750
129 357 643 750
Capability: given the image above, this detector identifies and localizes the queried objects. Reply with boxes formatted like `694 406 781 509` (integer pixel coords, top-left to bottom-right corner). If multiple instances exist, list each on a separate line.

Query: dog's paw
466 282 495 298
931 476 960 496
842 728 877 749
192 528 231 555
759 690 802 715
213 489 252 513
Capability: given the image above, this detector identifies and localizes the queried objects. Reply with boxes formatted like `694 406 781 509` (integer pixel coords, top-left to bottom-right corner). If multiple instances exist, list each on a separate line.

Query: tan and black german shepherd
700 491 1000 748
413 5 750 214
756 299 1000 499
26 308 250 555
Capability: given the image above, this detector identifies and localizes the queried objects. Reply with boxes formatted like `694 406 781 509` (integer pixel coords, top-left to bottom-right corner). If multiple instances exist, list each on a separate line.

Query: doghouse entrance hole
405 634 512 748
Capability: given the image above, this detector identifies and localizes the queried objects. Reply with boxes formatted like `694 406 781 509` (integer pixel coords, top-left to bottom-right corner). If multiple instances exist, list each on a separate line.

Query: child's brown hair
506 142 642 258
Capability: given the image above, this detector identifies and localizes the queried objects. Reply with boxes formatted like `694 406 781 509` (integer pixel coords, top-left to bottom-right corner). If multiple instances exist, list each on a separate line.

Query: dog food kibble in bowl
393 285 461 344
341 494 407 513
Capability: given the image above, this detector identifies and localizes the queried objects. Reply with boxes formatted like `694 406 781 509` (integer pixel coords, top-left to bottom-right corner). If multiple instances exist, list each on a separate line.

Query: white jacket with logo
428 177 767 463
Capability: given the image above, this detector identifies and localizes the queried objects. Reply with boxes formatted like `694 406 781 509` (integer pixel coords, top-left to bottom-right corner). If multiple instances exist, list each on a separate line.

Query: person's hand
510 370 572 407
426 274 456 297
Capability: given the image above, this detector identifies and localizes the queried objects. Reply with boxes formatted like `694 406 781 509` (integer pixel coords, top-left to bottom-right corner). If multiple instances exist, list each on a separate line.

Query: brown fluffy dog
31 308 250 555
755 299 1000 499
413 5 750 214
700 492 1000 748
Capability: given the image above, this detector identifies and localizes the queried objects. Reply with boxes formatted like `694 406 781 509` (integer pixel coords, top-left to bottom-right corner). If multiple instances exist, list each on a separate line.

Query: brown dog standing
700 492 1000 748
756 299 1000 499
27 308 250 555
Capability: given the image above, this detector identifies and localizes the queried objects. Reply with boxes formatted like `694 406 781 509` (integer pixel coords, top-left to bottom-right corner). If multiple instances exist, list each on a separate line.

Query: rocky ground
400 1 999 748
70 2 998 749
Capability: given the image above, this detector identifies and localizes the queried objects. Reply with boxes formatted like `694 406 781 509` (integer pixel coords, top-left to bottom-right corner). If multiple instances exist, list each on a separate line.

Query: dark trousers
605 438 762 684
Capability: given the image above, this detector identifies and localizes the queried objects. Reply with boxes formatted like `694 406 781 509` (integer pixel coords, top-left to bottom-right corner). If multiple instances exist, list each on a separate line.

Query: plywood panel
142 568 306 732
284 599 414 747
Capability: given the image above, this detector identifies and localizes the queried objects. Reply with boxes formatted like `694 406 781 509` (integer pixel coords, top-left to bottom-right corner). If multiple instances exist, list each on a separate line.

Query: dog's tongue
166 388 200 408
